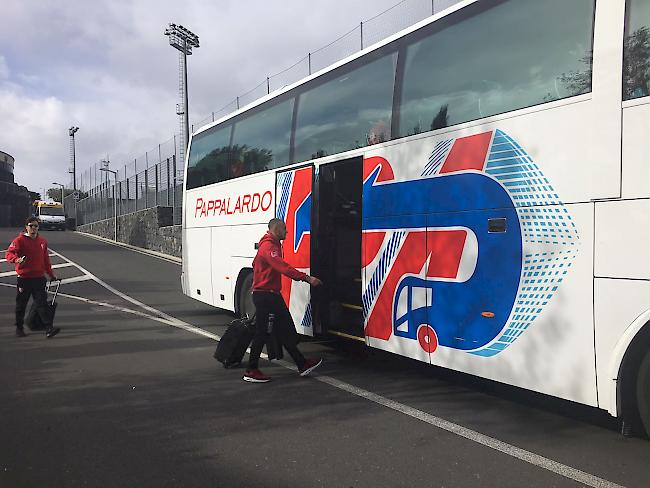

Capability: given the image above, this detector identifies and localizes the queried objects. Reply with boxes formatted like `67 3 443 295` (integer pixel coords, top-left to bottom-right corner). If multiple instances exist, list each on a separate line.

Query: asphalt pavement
1 228 649 488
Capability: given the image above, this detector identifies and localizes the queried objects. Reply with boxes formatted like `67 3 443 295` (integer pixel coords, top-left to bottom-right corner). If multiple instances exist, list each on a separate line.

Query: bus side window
186 125 231 190
398 0 596 137
294 51 397 163
624 0 650 100
230 97 294 178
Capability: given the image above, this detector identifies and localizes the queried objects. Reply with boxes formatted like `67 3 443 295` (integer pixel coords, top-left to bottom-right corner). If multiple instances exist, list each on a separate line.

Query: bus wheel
636 348 650 437
238 272 255 319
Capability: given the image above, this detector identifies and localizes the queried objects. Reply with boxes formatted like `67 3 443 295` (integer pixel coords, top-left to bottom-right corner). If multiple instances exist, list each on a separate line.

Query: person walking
5 216 61 338
243 218 323 383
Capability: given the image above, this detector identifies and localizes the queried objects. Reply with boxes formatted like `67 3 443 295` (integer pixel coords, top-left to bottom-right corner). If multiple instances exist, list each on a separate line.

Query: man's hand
16 256 26 264
306 275 323 287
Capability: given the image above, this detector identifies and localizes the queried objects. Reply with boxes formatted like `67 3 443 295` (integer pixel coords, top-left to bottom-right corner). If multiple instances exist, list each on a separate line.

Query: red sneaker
299 358 323 377
243 369 271 383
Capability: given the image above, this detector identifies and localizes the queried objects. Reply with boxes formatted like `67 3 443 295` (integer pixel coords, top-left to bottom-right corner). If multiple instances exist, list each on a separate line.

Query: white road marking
1 244 625 488
0 263 73 277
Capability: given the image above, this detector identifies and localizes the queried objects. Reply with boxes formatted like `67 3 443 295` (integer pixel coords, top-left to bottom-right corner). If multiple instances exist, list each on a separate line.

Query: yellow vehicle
33 200 66 231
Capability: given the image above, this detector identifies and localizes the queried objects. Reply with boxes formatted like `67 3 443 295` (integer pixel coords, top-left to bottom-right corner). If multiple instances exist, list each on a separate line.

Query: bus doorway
312 157 364 341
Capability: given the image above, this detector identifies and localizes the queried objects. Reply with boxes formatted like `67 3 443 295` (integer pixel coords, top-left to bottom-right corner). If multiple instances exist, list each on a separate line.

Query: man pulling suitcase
5 216 61 338
242 218 323 383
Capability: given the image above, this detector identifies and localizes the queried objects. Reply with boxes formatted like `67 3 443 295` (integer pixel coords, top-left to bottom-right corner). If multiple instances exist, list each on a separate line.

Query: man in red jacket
5 217 60 338
243 218 323 383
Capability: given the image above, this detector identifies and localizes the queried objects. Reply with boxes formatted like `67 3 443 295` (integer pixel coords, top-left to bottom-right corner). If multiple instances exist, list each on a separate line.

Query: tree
46 188 76 201
623 26 650 99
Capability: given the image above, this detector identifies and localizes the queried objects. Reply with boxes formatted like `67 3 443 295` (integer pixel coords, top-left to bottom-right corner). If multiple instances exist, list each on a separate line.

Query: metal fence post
135 174 139 212
172 154 177 223
167 158 171 206
144 169 149 208
155 164 159 206
360 21 364 50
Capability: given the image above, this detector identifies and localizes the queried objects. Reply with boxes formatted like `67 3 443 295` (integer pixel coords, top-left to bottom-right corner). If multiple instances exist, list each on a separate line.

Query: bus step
328 330 366 342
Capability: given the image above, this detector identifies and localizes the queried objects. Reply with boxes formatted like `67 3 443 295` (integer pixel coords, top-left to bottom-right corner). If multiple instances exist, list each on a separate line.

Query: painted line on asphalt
314 374 625 488
1 247 624 488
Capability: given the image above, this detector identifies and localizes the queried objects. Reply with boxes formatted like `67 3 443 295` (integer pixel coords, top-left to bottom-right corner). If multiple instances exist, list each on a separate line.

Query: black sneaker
16 328 27 338
45 327 60 338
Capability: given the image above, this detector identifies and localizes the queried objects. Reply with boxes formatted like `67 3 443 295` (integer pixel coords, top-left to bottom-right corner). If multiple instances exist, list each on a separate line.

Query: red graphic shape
418 325 438 353
439 131 493 174
426 230 467 279
362 231 386 268
363 156 394 183
365 230 468 341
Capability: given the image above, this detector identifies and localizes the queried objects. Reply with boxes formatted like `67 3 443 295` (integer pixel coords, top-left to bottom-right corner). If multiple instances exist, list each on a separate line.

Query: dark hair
25 216 39 226
268 218 284 230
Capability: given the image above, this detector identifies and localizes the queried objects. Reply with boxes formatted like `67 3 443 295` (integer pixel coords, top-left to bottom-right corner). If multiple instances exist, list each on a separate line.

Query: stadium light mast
164 23 199 162
68 126 79 190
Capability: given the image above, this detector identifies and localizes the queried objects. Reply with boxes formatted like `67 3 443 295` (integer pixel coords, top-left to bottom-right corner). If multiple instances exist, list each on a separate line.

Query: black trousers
248 291 305 370
15 277 52 330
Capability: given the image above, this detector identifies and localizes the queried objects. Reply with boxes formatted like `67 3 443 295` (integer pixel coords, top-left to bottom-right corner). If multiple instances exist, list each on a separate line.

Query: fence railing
65 156 183 227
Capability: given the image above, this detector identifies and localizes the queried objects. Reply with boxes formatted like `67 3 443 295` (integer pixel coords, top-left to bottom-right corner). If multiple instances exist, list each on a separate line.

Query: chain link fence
72 0 459 228
66 156 183 227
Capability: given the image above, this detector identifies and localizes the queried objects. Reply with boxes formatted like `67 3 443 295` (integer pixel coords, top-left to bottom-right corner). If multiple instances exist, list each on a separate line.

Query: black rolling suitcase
26 280 61 331
214 316 256 368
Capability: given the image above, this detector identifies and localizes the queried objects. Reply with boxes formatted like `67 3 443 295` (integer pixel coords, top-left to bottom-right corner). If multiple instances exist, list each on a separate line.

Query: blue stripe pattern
362 231 406 317
471 129 579 357
276 172 293 220
422 139 453 176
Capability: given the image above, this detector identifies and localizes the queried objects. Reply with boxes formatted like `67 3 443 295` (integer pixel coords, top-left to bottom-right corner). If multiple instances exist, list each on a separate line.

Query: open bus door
275 165 315 337
311 157 364 342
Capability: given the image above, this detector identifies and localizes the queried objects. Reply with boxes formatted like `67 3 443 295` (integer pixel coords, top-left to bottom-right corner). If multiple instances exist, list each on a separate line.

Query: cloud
1 0 436 194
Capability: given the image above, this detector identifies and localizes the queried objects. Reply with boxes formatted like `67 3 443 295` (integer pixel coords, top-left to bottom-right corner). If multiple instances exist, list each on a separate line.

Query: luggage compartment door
275 165 314 336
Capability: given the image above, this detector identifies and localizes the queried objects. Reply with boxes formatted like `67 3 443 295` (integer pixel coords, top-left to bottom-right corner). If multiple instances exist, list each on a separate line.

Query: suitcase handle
47 279 61 305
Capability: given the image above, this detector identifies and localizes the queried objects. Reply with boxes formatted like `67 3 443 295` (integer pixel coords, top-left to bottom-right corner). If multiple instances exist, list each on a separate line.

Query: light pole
164 23 199 159
68 127 79 191
100 164 118 242
52 182 65 219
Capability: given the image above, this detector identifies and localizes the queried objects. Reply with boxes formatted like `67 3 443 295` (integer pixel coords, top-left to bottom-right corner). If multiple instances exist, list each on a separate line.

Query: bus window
398 0 595 137
624 0 650 100
294 51 397 162
230 97 294 177
186 124 232 190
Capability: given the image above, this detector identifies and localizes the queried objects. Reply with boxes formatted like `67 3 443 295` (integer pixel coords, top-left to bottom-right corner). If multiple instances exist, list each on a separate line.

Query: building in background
0 150 36 227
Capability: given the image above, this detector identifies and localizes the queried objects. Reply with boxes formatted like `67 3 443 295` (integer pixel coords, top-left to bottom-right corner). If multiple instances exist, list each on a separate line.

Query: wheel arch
234 267 253 316
610 310 650 421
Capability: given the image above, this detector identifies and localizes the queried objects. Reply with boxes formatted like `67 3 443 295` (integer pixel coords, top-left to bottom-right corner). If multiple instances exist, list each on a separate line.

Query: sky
0 0 457 197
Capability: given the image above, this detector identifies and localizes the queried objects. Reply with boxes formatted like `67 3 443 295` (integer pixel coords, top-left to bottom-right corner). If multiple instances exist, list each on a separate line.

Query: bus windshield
39 207 64 216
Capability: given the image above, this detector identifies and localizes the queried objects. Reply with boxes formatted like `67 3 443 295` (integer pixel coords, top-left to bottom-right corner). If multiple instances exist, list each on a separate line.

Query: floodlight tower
68 126 79 190
164 23 199 162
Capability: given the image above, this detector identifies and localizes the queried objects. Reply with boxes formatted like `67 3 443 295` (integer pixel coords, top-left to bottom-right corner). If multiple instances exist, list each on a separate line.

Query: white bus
181 0 650 435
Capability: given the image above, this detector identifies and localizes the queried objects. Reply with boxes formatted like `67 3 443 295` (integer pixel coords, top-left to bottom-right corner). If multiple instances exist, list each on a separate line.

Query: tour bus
181 0 650 435
33 200 66 231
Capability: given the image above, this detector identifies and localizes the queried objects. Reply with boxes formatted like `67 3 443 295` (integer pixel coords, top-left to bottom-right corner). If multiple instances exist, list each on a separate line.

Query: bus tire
238 272 255 319
636 348 650 437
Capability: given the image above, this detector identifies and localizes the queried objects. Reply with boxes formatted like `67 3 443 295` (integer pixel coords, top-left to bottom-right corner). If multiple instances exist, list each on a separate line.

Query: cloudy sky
1 0 457 196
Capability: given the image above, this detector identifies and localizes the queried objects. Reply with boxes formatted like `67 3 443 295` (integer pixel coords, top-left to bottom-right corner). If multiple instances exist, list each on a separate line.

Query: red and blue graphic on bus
362 130 578 357
276 166 313 331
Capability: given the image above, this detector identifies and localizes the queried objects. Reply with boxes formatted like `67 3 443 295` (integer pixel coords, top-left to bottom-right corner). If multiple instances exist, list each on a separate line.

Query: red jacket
5 233 54 279
252 232 307 293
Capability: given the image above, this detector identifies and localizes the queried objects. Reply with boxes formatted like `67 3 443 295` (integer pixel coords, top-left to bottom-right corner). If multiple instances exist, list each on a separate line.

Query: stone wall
77 206 181 257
